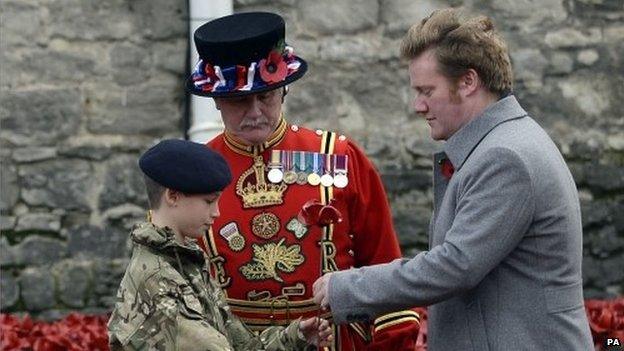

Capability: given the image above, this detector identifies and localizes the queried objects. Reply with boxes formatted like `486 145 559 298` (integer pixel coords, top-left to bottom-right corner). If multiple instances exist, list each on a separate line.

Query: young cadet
108 139 332 350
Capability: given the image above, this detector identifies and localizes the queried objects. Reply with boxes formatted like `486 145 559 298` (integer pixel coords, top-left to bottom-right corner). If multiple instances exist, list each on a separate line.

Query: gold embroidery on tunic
286 217 308 239
246 283 306 302
251 212 280 239
236 156 287 208
319 240 338 273
240 238 304 282
209 255 231 288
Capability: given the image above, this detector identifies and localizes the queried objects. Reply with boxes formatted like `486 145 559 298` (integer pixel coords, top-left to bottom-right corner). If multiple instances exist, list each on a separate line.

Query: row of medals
265 150 349 188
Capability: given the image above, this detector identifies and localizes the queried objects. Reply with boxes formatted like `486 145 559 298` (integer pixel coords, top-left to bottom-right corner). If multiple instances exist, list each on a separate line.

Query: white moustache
240 117 269 128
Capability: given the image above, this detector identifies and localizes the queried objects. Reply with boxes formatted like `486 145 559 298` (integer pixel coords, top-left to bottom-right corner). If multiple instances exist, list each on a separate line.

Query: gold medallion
219 222 246 252
283 171 297 184
229 234 245 251
251 212 280 239
307 173 321 186
296 172 308 185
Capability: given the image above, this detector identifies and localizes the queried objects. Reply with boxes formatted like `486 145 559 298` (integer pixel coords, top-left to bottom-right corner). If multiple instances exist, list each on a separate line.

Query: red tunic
204 119 419 350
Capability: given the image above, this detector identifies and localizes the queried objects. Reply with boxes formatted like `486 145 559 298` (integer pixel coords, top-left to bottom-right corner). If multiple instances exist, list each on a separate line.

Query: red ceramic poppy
0 313 110 351
297 199 323 226
584 298 624 348
298 199 343 226
440 158 454 180
259 50 288 84
317 204 343 225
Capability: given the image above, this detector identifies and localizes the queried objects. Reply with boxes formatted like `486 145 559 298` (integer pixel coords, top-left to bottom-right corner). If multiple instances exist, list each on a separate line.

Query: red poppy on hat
259 50 288 84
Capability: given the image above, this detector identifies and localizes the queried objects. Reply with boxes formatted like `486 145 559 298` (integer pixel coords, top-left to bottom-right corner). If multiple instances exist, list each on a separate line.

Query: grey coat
328 96 593 350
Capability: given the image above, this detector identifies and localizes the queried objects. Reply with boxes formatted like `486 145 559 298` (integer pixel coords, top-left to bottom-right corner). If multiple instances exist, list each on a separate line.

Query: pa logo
606 337 621 347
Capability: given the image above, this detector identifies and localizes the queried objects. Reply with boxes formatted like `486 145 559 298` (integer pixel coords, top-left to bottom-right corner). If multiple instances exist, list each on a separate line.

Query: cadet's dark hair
143 175 165 210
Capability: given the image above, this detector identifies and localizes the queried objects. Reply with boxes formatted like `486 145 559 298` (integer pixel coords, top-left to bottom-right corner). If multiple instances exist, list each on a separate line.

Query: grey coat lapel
443 96 528 171
431 96 528 247
431 151 449 247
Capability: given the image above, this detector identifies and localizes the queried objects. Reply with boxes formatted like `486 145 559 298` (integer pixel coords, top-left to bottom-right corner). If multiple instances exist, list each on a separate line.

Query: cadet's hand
312 273 332 310
299 317 333 347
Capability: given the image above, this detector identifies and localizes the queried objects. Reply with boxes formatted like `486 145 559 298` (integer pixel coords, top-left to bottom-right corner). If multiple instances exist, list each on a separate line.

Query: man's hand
312 273 333 310
299 317 333 347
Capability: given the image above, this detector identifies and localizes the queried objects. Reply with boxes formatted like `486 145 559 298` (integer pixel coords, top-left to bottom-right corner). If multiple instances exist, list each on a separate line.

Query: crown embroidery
236 156 287 208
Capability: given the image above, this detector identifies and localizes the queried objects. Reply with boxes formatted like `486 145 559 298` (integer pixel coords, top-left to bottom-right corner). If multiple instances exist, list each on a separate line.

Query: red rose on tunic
259 50 288 84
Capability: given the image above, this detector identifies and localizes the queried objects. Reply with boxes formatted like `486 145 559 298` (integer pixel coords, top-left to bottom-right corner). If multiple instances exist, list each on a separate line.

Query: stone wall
0 0 189 318
1 0 622 318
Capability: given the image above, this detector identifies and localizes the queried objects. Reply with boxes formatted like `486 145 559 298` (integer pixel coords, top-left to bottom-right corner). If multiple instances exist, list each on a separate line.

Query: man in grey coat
312 8 594 351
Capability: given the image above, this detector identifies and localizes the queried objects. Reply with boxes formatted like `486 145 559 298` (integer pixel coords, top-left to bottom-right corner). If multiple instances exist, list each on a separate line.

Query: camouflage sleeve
226 316 307 351
212 283 309 351
110 270 235 351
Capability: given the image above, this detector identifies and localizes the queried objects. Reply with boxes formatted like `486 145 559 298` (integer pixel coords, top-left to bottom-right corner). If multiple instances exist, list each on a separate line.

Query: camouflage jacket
108 222 308 351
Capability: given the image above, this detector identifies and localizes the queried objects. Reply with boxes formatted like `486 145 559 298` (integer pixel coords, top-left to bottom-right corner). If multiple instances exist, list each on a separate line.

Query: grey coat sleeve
328 147 536 324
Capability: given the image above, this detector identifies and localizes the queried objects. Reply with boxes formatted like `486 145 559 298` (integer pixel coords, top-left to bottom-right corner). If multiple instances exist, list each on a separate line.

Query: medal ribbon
297 151 306 172
282 150 292 173
305 152 314 173
334 155 348 175
269 150 281 168
312 153 321 175
323 154 333 175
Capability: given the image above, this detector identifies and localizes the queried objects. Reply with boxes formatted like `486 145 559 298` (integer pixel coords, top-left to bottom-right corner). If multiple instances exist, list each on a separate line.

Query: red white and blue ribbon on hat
191 46 302 94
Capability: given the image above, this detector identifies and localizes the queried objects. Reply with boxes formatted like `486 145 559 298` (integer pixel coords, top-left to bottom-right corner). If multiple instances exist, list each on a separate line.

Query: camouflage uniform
108 222 308 351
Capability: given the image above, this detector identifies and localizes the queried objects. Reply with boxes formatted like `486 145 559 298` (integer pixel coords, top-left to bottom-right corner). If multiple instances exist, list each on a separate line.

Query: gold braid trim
224 117 287 156
373 310 420 333
349 322 371 343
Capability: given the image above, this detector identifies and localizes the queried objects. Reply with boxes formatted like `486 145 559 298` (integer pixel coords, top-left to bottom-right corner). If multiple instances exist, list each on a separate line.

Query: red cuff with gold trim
368 310 420 351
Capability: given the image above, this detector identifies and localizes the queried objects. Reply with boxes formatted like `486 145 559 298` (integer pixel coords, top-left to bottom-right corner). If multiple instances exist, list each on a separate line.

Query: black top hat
186 12 307 98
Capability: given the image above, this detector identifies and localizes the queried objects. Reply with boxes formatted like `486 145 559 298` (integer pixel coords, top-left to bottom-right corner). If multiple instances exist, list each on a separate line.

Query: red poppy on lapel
440 158 455 180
